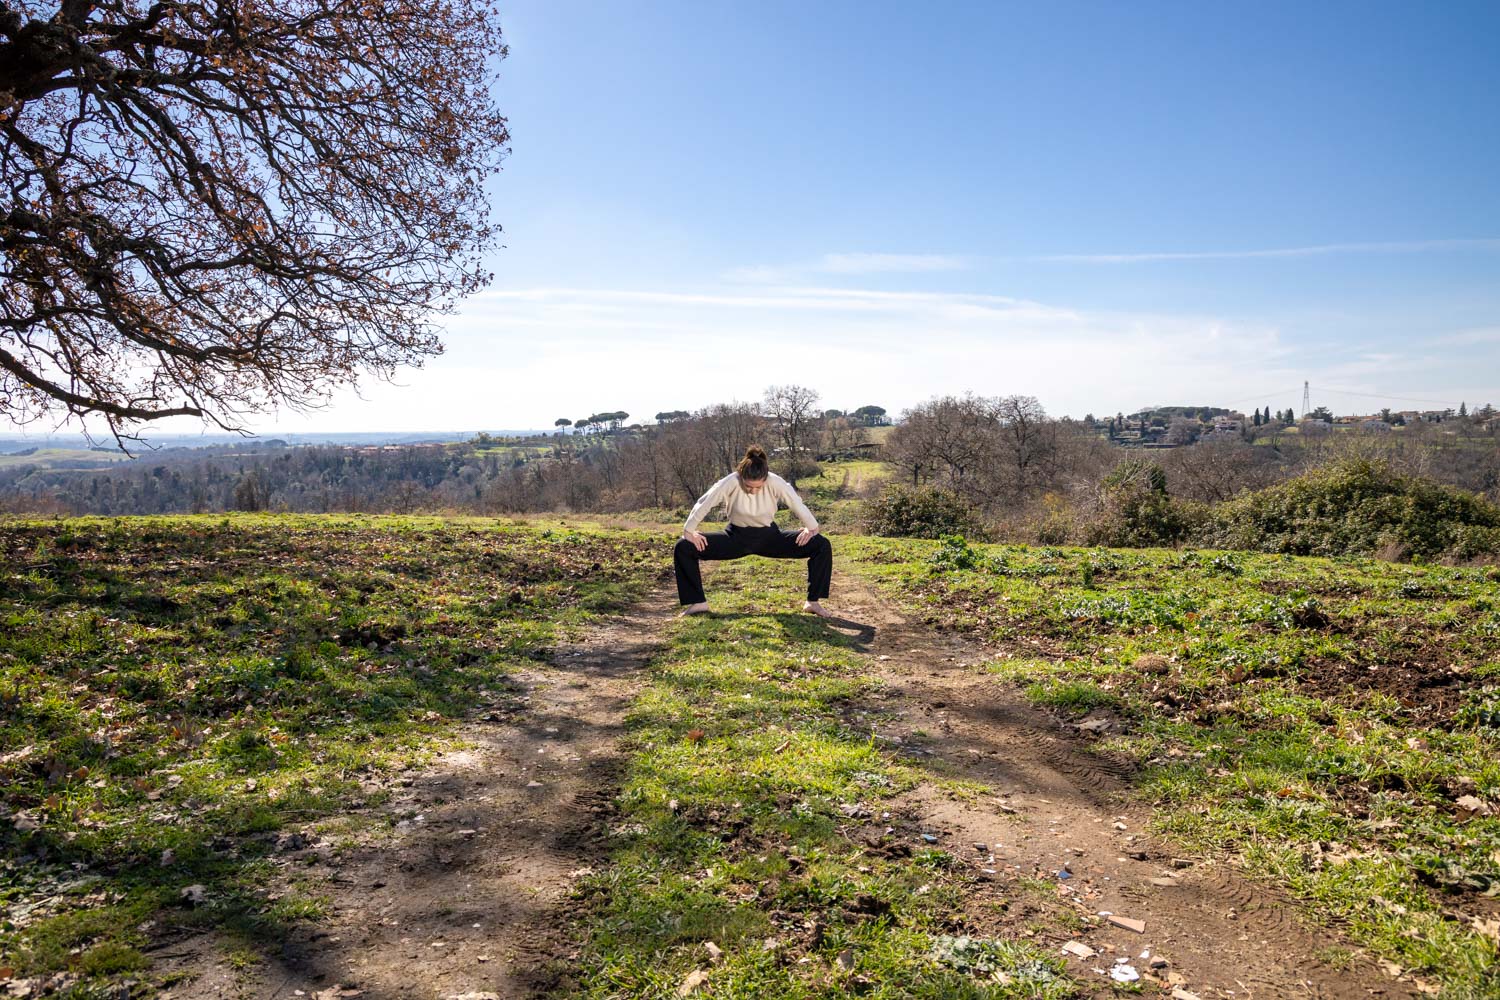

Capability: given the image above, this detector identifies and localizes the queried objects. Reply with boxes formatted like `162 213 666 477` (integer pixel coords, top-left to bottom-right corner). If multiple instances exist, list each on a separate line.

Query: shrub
775 455 823 486
1194 459 1500 560
861 483 983 539
1083 458 1203 547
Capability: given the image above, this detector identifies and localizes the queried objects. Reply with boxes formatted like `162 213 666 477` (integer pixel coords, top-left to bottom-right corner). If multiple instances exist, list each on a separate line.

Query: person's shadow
704 610 876 652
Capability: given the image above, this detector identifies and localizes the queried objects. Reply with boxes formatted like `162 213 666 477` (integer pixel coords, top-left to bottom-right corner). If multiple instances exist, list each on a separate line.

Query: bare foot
802 600 833 618
680 602 711 616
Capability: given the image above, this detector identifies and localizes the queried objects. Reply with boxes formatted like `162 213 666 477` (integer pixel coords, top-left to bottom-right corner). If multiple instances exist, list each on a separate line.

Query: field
2 504 1497 998
843 533 1500 993
0 450 133 472
0 516 663 993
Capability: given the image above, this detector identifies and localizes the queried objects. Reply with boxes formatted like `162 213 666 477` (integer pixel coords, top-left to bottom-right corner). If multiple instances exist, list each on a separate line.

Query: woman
674 445 834 617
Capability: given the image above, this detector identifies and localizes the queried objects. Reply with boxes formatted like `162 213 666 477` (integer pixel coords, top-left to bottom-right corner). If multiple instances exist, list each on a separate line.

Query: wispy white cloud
97 285 1494 435
409 283 1303 429
815 252 972 274
1433 326 1500 346
1033 238 1500 264
724 252 971 283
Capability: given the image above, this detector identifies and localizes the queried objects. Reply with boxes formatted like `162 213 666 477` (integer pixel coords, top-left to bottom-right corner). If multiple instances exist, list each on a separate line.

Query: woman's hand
683 529 708 552
795 527 819 546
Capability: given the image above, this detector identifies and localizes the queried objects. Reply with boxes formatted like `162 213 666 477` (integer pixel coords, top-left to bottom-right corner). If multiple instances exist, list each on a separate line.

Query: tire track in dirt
160 589 674 1000
830 570 1417 999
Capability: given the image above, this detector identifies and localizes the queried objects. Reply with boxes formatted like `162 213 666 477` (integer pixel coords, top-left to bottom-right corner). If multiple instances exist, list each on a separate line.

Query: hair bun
736 444 770 480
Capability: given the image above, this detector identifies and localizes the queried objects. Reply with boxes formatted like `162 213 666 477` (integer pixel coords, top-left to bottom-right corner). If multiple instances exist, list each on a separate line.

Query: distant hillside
0 429 547 453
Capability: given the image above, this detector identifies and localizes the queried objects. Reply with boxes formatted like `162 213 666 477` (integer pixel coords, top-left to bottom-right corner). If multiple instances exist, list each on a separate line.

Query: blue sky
29 0 1500 436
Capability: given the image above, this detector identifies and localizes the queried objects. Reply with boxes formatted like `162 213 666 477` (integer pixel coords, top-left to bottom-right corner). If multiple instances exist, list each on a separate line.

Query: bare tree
887 393 998 495
992 394 1057 499
763 384 821 458
1 1 509 442
819 415 866 456
698 401 765 471
1165 417 1201 446
1161 437 1271 502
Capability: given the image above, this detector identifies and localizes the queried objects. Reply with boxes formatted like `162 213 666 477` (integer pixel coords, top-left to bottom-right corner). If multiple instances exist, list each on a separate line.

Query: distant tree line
0 387 889 516
3 389 1494 528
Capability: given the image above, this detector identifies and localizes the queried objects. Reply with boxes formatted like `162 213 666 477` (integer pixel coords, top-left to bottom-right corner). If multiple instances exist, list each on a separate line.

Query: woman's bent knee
674 538 699 558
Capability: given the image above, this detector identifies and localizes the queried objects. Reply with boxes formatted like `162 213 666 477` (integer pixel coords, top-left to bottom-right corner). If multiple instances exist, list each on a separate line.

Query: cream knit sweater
682 473 820 533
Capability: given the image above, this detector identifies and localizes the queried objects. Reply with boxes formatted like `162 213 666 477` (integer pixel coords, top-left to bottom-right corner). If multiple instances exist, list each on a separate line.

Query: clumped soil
1300 652 1476 724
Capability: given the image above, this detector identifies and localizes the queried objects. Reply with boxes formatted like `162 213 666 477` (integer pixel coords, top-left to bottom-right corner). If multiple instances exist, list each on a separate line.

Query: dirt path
829 569 1416 999
160 590 674 1000
157 565 1416 999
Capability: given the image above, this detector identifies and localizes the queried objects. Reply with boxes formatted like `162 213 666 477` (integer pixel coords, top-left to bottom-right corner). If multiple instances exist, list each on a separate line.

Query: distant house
1203 415 1242 439
1360 419 1392 432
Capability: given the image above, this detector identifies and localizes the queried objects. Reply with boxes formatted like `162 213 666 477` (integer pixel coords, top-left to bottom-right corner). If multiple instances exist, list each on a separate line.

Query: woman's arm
772 475 820 533
683 474 735 533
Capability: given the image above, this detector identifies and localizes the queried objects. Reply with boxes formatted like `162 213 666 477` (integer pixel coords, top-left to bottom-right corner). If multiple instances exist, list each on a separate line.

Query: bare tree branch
1 0 510 440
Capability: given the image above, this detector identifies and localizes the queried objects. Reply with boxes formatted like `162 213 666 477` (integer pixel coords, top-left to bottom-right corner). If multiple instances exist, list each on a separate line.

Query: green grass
570 554 1076 999
790 461 892 534
0 448 133 471
0 514 663 990
841 533 1500 996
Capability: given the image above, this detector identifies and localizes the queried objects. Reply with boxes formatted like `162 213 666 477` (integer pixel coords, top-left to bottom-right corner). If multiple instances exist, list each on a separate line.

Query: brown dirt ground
152 590 674 1000
826 569 1423 999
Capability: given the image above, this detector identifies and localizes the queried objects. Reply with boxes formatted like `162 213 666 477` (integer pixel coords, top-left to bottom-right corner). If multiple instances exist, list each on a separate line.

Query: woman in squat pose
674 445 833 617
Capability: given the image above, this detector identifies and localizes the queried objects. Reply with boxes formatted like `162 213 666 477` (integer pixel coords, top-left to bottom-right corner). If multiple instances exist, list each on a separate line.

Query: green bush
860 483 983 539
1084 458 1203 547
1194 459 1500 560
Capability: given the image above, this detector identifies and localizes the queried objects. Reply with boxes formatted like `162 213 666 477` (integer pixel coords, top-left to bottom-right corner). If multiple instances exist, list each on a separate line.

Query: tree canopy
1 1 509 441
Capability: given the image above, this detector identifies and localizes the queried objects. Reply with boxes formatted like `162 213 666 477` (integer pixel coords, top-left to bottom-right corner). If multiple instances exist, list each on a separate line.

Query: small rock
921 833 938 844
180 884 207 906
1170 858 1194 869
159 849 176 867
1061 940 1096 959
1149 877 1180 887
525 781 543 788
1077 719 1110 733
703 941 723 964
836 947 855 971
678 969 710 996
1171 990 1201 1000
276 831 310 852
1107 914 1146 933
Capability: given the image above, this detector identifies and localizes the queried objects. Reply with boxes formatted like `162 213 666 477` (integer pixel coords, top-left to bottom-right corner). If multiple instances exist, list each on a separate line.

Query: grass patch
0 513 663 991
842 533 1500 995
570 555 1080 998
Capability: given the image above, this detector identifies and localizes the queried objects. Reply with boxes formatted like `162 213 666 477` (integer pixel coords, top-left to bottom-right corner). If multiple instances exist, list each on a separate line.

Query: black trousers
674 524 833 605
